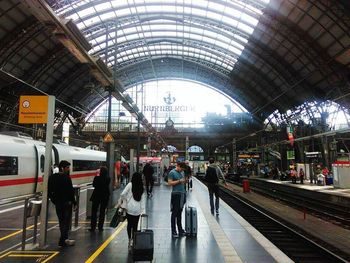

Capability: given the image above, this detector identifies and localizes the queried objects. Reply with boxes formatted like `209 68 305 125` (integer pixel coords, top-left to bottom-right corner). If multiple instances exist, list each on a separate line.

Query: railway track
221 188 350 263
219 187 349 263
227 178 350 229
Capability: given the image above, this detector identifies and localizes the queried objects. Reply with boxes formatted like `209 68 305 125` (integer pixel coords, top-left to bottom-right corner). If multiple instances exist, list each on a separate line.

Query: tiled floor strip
194 190 243 263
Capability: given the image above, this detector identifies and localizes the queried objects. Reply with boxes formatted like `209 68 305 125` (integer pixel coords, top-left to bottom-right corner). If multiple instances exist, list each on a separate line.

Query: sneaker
64 239 75 246
179 230 187 236
128 239 133 253
58 242 66 248
172 231 179 238
211 210 214 215
216 210 219 215
88 228 95 232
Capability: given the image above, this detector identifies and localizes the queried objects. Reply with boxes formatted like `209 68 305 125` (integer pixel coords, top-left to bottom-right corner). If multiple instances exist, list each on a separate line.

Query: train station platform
0 178 291 263
248 177 350 207
227 177 350 260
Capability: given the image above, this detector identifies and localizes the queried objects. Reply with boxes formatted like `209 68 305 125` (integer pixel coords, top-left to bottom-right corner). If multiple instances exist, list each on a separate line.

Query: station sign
18 96 48 124
103 132 114 143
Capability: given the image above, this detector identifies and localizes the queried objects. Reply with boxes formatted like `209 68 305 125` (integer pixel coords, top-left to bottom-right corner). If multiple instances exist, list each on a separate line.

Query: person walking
299 168 305 184
204 157 227 215
168 162 188 238
89 166 110 232
119 172 146 252
143 162 154 197
184 160 193 191
48 160 76 247
290 168 297 184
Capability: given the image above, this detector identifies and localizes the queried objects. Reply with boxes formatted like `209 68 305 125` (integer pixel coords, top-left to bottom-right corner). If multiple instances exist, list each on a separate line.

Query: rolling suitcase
133 214 154 261
185 206 197 237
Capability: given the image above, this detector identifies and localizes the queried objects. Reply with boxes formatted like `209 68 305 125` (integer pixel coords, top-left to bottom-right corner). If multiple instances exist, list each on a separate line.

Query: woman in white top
120 172 146 251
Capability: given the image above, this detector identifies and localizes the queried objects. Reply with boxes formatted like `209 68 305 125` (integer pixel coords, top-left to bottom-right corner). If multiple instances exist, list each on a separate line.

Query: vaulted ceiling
0 0 349 131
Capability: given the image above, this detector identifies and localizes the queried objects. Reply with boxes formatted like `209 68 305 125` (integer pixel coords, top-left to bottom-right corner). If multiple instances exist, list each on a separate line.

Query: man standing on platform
168 162 188 238
48 160 76 247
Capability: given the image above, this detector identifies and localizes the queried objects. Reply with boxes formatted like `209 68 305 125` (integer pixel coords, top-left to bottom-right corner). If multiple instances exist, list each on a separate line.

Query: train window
40 155 45 173
72 160 106 172
0 156 18 176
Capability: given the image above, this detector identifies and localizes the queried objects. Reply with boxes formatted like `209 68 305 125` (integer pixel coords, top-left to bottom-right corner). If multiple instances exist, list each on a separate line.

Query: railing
83 122 208 133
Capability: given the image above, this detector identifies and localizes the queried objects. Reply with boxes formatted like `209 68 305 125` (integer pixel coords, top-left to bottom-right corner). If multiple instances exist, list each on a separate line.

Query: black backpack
205 166 218 184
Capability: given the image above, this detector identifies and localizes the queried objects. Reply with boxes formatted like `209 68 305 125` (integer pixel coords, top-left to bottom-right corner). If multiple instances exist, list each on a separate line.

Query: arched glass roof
52 0 270 74
264 100 350 130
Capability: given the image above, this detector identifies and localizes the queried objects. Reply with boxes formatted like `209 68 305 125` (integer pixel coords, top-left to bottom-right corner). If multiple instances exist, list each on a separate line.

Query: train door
34 145 46 193
34 145 57 193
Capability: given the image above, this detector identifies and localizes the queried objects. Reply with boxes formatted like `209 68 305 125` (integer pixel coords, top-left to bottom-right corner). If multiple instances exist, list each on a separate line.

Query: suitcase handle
139 214 148 231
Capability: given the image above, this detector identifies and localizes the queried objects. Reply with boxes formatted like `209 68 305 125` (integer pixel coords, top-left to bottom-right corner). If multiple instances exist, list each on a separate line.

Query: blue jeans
207 183 220 213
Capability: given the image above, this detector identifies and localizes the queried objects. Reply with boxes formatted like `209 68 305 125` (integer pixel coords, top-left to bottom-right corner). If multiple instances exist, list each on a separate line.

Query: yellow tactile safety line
0 251 59 263
0 225 34 242
192 187 243 263
85 221 127 263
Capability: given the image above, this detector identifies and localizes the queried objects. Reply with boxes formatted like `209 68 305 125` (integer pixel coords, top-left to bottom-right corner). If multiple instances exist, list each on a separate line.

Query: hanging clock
165 118 174 127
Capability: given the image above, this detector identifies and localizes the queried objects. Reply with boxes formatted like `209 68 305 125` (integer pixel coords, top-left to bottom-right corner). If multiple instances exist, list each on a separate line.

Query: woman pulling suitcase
119 172 146 252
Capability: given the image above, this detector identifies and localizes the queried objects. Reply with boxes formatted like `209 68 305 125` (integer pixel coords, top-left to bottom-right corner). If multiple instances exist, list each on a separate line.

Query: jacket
90 175 110 202
48 172 75 205
120 182 146 216
205 164 226 184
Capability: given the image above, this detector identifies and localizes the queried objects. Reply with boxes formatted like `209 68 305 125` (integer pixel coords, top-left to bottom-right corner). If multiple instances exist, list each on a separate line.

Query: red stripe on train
0 172 96 187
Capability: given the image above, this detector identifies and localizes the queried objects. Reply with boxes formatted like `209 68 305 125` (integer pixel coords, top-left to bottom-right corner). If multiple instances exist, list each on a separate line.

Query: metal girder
23 46 67 84
47 64 89 97
0 19 44 67
20 0 156 134
53 0 263 24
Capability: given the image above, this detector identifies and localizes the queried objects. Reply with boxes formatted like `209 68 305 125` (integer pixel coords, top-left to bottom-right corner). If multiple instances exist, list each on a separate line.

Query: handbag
110 207 126 228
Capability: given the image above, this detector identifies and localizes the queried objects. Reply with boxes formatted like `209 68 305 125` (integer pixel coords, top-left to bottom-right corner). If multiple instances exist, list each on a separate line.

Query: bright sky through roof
126 80 246 124
88 80 247 125
56 0 270 74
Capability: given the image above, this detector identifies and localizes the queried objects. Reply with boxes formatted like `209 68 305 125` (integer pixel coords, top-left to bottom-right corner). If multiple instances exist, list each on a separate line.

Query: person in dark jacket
143 162 155 197
89 166 110 232
48 160 76 247
184 160 192 191
205 157 227 215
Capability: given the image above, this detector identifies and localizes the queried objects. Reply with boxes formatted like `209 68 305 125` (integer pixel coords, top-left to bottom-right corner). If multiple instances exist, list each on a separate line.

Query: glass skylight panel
143 32 153 38
83 16 101 28
145 5 160 12
237 22 254 34
78 6 96 18
208 1 225 12
66 13 80 21
95 2 111 12
136 5 147 13
207 11 223 21
100 11 116 20
54 0 269 73
192 8 207 17
241 13 259 26
184 6 192 13
115 8 130 17
235 34 248 43
224 7 242 20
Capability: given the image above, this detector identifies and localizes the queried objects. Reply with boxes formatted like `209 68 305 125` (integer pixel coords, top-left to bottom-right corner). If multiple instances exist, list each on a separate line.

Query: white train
0 133 106 200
